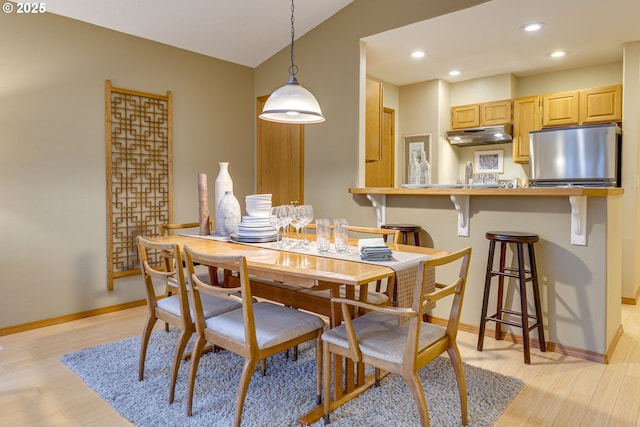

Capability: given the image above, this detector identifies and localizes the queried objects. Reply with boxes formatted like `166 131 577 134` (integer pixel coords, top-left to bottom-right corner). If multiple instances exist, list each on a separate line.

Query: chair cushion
205 302 325 349
322 311 446 364
157 293 241 319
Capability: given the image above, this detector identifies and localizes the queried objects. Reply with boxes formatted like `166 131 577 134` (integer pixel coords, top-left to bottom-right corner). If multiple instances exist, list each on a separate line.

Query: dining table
151 233 447 424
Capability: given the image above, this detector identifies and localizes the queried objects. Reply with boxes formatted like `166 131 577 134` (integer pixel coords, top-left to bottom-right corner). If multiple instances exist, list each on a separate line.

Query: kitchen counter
349 185 623 363
350 186 623 245
349 186 623 197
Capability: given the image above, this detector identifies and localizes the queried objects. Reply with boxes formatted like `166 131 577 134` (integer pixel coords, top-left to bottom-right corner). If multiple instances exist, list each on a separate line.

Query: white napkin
357 238 387 251
358 238 392 260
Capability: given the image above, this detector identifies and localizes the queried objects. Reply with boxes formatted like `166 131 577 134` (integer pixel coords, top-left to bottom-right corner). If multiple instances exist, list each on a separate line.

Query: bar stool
381 224 422 246
477 231 546 364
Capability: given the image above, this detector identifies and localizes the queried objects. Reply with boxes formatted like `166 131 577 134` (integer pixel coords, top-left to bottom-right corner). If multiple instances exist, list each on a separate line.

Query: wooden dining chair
183 245 325 425
321 247 472 427
136 236 242 404
159 220 215 236
298 225 400 307
344 225 400 299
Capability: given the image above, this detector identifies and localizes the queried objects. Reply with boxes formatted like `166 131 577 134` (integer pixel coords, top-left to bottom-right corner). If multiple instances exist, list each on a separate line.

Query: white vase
214 162 233 216
216 191 241 237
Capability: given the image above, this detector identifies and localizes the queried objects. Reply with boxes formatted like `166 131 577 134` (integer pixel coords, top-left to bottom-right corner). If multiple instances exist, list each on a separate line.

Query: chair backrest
137 236 190 323
407 247 472 363
344 225 400 244
183 245 258 350
160 220 215 236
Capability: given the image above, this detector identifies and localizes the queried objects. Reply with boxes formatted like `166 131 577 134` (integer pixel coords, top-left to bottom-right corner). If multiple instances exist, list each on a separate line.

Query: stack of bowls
245 194 272 218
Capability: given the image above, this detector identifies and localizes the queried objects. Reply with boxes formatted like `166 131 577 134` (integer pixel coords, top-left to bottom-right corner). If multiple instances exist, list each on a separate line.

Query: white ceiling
364 0 640 85
44 0 640 85
44 0 354 68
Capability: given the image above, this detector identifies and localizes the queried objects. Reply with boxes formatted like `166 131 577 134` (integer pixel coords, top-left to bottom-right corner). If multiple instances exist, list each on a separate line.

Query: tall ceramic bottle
214 162 233 214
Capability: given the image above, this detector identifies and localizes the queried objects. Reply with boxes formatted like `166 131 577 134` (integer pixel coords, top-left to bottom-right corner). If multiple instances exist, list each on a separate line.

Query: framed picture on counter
474 149 504 173
403 133 431 184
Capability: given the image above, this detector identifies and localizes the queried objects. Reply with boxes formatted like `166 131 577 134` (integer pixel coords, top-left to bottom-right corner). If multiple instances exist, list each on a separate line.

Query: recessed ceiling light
550 50 566 58
522 22 544 32
449 70 461 76
411 50 425 59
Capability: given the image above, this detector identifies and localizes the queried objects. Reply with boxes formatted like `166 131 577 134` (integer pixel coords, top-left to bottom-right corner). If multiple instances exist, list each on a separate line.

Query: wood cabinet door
365 107 395 187
542 90 580 127
580 85 622 124
451 104 480 129
512 96 541 164
366 79 383 161
256 96 304 206
480 99 512 126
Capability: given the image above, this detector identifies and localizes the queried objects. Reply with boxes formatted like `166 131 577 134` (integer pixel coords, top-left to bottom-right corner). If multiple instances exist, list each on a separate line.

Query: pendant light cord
289 0 298 78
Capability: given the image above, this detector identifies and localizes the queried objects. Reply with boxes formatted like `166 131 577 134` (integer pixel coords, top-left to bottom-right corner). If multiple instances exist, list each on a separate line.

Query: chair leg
234 358 258 427
516 243 532 364
186 335 206 417
323 342 331 424
478 240 496 351
405 371 430 427
315 334 322 405
261 358 267 376
494 241 507 340
447 345 468 425
138 315 157 381
528 243 546 352
169 328 191 404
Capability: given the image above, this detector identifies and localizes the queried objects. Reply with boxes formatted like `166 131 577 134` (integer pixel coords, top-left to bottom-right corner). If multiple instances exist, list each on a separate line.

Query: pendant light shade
259 0 325 124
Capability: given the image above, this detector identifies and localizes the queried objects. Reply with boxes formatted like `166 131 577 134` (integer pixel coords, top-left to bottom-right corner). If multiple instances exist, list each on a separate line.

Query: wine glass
269 206 282 247
290 206 305 248
300 205 314 245
278 205 293 245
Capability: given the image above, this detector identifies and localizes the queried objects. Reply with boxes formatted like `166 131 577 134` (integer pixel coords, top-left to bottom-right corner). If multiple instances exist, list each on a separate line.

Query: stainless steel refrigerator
529 123 621 187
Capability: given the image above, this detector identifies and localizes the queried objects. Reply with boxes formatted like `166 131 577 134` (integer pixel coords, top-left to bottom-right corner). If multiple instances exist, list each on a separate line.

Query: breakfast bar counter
349 186 623 197
349 186 624 363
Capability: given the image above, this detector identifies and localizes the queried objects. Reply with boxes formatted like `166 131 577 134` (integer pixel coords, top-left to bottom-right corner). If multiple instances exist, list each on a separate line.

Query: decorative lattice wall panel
105 80 173 290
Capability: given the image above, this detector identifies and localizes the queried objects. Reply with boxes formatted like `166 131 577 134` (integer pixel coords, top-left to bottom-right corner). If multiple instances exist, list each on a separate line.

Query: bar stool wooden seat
477 231 546 364
381 224 422 246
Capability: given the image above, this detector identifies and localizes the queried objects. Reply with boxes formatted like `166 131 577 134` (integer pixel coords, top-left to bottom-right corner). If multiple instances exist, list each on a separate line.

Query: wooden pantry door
256 95 304 206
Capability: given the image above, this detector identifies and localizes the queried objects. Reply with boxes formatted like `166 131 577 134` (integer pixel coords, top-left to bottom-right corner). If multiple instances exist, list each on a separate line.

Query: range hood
447 124 513 146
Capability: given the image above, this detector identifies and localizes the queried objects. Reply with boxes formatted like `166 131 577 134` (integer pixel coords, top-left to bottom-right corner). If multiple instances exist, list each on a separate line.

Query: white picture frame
403 134 431 184
474 149 504 173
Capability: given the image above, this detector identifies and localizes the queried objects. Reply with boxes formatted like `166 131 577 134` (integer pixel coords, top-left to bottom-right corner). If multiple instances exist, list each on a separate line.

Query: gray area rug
61 328 523 427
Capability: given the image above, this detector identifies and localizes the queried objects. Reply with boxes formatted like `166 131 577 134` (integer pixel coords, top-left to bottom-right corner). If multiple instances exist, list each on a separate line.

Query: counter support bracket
569 195 587 245
450 195 470 237
366 194 386 228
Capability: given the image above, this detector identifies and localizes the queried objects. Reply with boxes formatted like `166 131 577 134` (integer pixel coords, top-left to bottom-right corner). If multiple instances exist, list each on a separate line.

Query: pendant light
259 0 325 124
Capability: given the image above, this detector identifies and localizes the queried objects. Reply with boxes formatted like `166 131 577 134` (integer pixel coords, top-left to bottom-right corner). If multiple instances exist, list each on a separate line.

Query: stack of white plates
232 195 277 242
245 194 272 218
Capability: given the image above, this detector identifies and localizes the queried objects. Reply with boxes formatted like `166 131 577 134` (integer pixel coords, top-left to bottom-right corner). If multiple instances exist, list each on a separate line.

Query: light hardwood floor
1 302 639 427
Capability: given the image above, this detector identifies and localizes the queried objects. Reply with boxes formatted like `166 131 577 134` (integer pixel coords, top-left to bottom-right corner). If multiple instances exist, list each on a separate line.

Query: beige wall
1 0 489 329
254 0 488 221
0 13 255 328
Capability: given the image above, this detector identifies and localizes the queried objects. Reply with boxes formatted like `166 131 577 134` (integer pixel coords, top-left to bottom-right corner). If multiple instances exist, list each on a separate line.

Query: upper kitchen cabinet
481 99 513 126
451 104 480 129
579 85 622 124
366 79 383 161
365 79 394 187
451 99 511 129
542 90 580 127
512 96 542 164
541 85 622 127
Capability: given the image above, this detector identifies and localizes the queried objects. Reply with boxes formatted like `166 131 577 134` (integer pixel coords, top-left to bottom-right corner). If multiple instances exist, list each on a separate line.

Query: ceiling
45 0 640 86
